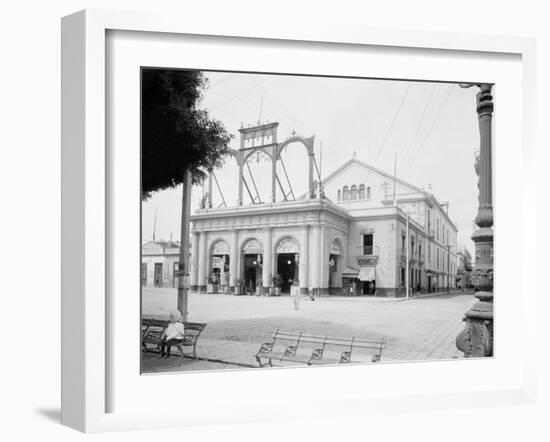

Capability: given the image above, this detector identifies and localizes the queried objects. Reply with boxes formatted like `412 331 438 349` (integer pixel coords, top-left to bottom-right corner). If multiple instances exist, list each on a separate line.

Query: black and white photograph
140 68 494 374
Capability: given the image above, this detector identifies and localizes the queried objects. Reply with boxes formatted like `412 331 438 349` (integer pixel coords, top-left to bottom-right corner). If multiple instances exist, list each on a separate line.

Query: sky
142 71 483 255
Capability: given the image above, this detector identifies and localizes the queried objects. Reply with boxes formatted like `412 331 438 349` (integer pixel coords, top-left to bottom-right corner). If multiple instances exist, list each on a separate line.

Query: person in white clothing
159 311 185 359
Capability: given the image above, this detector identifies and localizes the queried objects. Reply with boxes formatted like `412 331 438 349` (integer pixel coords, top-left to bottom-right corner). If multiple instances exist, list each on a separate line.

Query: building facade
141 240 181 288
185 122 459 297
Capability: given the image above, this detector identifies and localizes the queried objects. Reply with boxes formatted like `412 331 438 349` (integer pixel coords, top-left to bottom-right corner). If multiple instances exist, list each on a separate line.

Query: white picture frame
61 9 537 433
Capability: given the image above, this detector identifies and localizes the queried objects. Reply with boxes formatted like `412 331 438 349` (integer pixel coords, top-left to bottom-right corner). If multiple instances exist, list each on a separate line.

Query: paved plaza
141 288 476 373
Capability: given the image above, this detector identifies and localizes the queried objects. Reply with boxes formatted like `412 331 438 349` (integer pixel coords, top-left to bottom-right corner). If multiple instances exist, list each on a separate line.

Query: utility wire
404 85 454 173
372 83 412 163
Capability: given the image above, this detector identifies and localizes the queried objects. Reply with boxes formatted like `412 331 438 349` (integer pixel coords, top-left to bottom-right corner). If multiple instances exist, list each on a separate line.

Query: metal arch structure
226 122 317 205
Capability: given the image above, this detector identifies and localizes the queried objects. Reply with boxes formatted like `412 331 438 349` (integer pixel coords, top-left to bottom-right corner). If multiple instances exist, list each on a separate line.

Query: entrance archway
210 240 230 287
329 238 344 294
241 238 263 294
275 237 300 294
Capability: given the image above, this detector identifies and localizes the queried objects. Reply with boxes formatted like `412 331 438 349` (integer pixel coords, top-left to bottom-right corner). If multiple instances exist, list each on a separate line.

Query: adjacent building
141 240 181 288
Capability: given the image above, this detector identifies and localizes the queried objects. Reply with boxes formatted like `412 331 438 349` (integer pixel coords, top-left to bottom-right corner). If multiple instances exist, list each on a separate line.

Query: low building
186 122 459 297
141 240 181 287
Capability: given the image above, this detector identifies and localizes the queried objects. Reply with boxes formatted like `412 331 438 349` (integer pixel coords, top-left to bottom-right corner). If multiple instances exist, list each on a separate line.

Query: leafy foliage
141 69 232 200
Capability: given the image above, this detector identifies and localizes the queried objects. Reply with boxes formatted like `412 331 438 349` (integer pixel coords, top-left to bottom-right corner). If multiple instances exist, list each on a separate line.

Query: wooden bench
141 319 207 359
255 330 385 367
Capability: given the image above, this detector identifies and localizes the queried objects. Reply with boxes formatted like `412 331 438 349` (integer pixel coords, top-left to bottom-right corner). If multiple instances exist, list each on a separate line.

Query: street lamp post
456 83 494 357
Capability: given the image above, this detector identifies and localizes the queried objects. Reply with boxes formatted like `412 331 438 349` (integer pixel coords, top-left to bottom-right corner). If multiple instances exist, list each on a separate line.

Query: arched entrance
329 238 344 294
275 237 300 294
241 238 263 294
210 240 230 288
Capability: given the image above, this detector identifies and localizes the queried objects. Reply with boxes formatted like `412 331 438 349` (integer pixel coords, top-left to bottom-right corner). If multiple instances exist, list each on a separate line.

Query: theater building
188 122 458 297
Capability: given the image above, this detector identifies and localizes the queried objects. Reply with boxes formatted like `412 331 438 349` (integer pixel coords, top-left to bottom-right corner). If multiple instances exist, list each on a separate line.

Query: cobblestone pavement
141 289 477 373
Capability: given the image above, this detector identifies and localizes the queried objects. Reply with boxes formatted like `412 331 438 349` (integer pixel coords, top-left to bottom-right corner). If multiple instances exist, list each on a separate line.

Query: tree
141 69 231 200
141 69 232 319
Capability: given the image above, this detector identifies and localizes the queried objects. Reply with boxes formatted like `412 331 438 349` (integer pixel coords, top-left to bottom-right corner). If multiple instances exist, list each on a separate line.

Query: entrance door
277 253 297 293
243 254 261 293
154 263 163 287
141 263 147 286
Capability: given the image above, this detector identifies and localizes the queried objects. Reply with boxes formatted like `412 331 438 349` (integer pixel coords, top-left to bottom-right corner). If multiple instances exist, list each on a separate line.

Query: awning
342 266 359 277
359 266 376 281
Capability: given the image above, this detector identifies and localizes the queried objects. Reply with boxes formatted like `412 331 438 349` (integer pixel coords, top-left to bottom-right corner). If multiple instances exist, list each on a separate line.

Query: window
343 186 350 200
428 244 431 262
351 185 358 200
359 184 365 199
367 186 371 199
363 233 374 255
337 189 341 201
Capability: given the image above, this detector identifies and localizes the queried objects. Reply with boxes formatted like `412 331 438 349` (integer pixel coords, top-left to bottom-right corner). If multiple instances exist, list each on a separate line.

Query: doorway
277 253 297 293
154 263 163 287
243 254 261 293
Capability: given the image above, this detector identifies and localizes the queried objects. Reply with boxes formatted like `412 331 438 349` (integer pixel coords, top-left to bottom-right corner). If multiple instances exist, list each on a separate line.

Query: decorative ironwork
330 238 342 255
276 237 300 254
211 240 230 255
283 345 297 357
242 238 263 254
311 348 324 360
258 342 273 354
339 351 351 363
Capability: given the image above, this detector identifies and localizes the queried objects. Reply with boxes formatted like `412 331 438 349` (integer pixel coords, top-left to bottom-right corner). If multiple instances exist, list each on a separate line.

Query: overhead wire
404 85 454 174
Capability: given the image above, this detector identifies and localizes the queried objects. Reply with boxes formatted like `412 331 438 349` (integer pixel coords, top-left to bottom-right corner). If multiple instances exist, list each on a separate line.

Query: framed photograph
61 9 536 432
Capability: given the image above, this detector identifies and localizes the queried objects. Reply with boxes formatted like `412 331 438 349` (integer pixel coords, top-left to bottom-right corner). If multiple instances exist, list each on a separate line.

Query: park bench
255 330 385 367
141 319 207 359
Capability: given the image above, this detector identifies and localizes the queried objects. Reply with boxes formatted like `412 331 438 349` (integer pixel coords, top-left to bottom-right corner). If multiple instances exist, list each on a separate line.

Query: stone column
197 232 208 293
229 230 238 292
456 84 494 357
262 227 273 294
320 225 329 296
190 231 200 291
311 224 321 296
299 225 310 294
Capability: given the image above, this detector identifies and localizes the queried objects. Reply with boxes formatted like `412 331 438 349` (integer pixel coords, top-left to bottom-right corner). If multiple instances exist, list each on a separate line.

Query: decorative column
320 225 329 296
197 232 208 293
190 231 200 291
311 224 321 296
229 230 238 292
300 225 310 294
456 83 494 357
262 227 273 294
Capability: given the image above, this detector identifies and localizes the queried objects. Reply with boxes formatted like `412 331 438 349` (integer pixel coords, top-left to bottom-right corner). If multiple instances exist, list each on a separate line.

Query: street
142 288 476 372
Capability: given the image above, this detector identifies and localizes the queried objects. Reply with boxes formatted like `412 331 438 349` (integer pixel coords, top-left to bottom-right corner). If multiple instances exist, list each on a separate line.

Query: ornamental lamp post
456 83 494 357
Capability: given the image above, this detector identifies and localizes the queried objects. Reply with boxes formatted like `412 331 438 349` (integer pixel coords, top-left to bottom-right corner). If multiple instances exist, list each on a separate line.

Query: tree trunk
177 169 192 320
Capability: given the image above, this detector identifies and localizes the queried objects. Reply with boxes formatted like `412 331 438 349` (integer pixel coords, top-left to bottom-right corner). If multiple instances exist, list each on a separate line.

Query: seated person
159 311 185 359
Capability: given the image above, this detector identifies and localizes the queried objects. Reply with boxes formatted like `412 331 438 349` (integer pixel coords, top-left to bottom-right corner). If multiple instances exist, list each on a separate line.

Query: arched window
358 184 365 199
367 186 371 199
337 189 341 201
343 186 350 200
351 185 358 200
